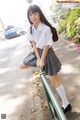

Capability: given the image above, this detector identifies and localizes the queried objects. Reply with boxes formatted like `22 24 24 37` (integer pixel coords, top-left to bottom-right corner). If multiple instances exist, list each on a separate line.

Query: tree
50 1 80 23
0 18 4 31
50 0 63 22
26 0 32 4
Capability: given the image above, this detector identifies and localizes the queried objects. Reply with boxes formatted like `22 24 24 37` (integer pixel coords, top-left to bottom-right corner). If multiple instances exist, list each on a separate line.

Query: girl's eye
29 12 38 17
29 13 32 16
34 13 38 15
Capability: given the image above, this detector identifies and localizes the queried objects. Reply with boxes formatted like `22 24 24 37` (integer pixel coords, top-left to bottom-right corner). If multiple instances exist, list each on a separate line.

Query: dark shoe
62 104 72 113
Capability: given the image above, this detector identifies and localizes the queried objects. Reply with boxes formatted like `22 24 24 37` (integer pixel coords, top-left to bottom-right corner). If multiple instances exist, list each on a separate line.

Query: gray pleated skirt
23 47 61 76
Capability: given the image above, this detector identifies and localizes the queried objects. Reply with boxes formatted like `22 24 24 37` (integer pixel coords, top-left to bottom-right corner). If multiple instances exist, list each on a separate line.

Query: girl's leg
19 62 29 69
48 75 69 109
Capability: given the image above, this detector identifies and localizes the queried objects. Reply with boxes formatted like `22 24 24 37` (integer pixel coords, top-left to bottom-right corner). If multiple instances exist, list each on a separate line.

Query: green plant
57 9 71 34
73 33 80 44
67 6 80 39
73 24 80 44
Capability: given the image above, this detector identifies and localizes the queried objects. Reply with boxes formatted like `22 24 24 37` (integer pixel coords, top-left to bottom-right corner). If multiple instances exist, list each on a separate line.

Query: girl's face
29 11 40 27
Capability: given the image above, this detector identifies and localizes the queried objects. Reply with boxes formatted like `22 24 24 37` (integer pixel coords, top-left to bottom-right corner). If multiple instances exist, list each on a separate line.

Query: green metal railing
39 68 67 120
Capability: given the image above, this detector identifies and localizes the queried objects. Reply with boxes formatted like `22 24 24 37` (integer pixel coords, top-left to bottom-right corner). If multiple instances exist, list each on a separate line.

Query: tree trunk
26 0 32 4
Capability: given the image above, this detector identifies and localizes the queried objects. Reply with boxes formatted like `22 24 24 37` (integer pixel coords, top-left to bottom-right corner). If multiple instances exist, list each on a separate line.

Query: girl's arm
41 27 52 62
31 41 40 60
40 45 49 65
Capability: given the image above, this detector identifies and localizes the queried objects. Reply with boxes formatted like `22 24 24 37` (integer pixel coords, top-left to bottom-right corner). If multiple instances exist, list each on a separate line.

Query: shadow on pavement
66 111 80 120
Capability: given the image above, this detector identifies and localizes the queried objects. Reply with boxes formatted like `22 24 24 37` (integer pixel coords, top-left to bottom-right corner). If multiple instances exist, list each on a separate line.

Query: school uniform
23 22 61 76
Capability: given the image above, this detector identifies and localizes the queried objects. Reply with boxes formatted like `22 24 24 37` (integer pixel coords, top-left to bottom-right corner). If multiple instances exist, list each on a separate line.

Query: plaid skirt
23 47 61 76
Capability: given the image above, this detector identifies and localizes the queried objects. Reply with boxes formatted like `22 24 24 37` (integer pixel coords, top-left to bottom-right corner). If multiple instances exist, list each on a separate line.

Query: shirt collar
32 22 43 32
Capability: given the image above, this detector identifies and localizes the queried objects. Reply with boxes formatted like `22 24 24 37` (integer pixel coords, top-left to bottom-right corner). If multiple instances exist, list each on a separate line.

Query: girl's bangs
28 7 39 14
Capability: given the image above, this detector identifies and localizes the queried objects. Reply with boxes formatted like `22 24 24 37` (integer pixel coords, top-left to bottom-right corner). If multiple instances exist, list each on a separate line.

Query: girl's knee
49 75 62 87
19 62 29 69
49 75 58 80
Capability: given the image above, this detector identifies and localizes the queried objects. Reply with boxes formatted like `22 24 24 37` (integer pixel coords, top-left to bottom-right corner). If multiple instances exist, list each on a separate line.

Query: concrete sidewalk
0 34 80 120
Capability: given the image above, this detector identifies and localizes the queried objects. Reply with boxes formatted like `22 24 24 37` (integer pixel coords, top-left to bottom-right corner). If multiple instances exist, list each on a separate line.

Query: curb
32 75 44 120
34 96 44 120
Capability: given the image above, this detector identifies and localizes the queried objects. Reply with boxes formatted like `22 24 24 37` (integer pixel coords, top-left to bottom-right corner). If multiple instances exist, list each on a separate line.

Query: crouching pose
19 4 72 113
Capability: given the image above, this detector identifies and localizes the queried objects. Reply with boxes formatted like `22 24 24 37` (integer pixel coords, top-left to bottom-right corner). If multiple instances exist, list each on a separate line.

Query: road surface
0 35 35 120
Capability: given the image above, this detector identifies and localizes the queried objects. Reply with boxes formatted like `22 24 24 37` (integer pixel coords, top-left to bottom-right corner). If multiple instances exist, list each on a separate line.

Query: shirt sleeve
45 27 53 46
26 28 33 42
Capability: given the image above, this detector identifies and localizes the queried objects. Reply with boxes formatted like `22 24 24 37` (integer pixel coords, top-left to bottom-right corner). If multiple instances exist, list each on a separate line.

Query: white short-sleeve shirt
26 22 53 49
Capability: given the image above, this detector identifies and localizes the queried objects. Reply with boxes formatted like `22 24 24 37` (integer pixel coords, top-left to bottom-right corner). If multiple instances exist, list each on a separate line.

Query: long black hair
27 5 58 42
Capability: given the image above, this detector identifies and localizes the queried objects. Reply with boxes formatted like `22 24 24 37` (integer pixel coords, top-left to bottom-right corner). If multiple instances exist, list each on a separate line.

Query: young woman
19 4 72 113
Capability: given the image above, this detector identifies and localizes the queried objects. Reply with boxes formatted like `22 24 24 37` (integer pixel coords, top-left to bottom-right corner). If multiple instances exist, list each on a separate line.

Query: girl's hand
39 60 45 68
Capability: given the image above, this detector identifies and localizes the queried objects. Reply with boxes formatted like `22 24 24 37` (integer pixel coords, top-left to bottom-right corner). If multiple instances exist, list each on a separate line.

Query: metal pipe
39 68 67 120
